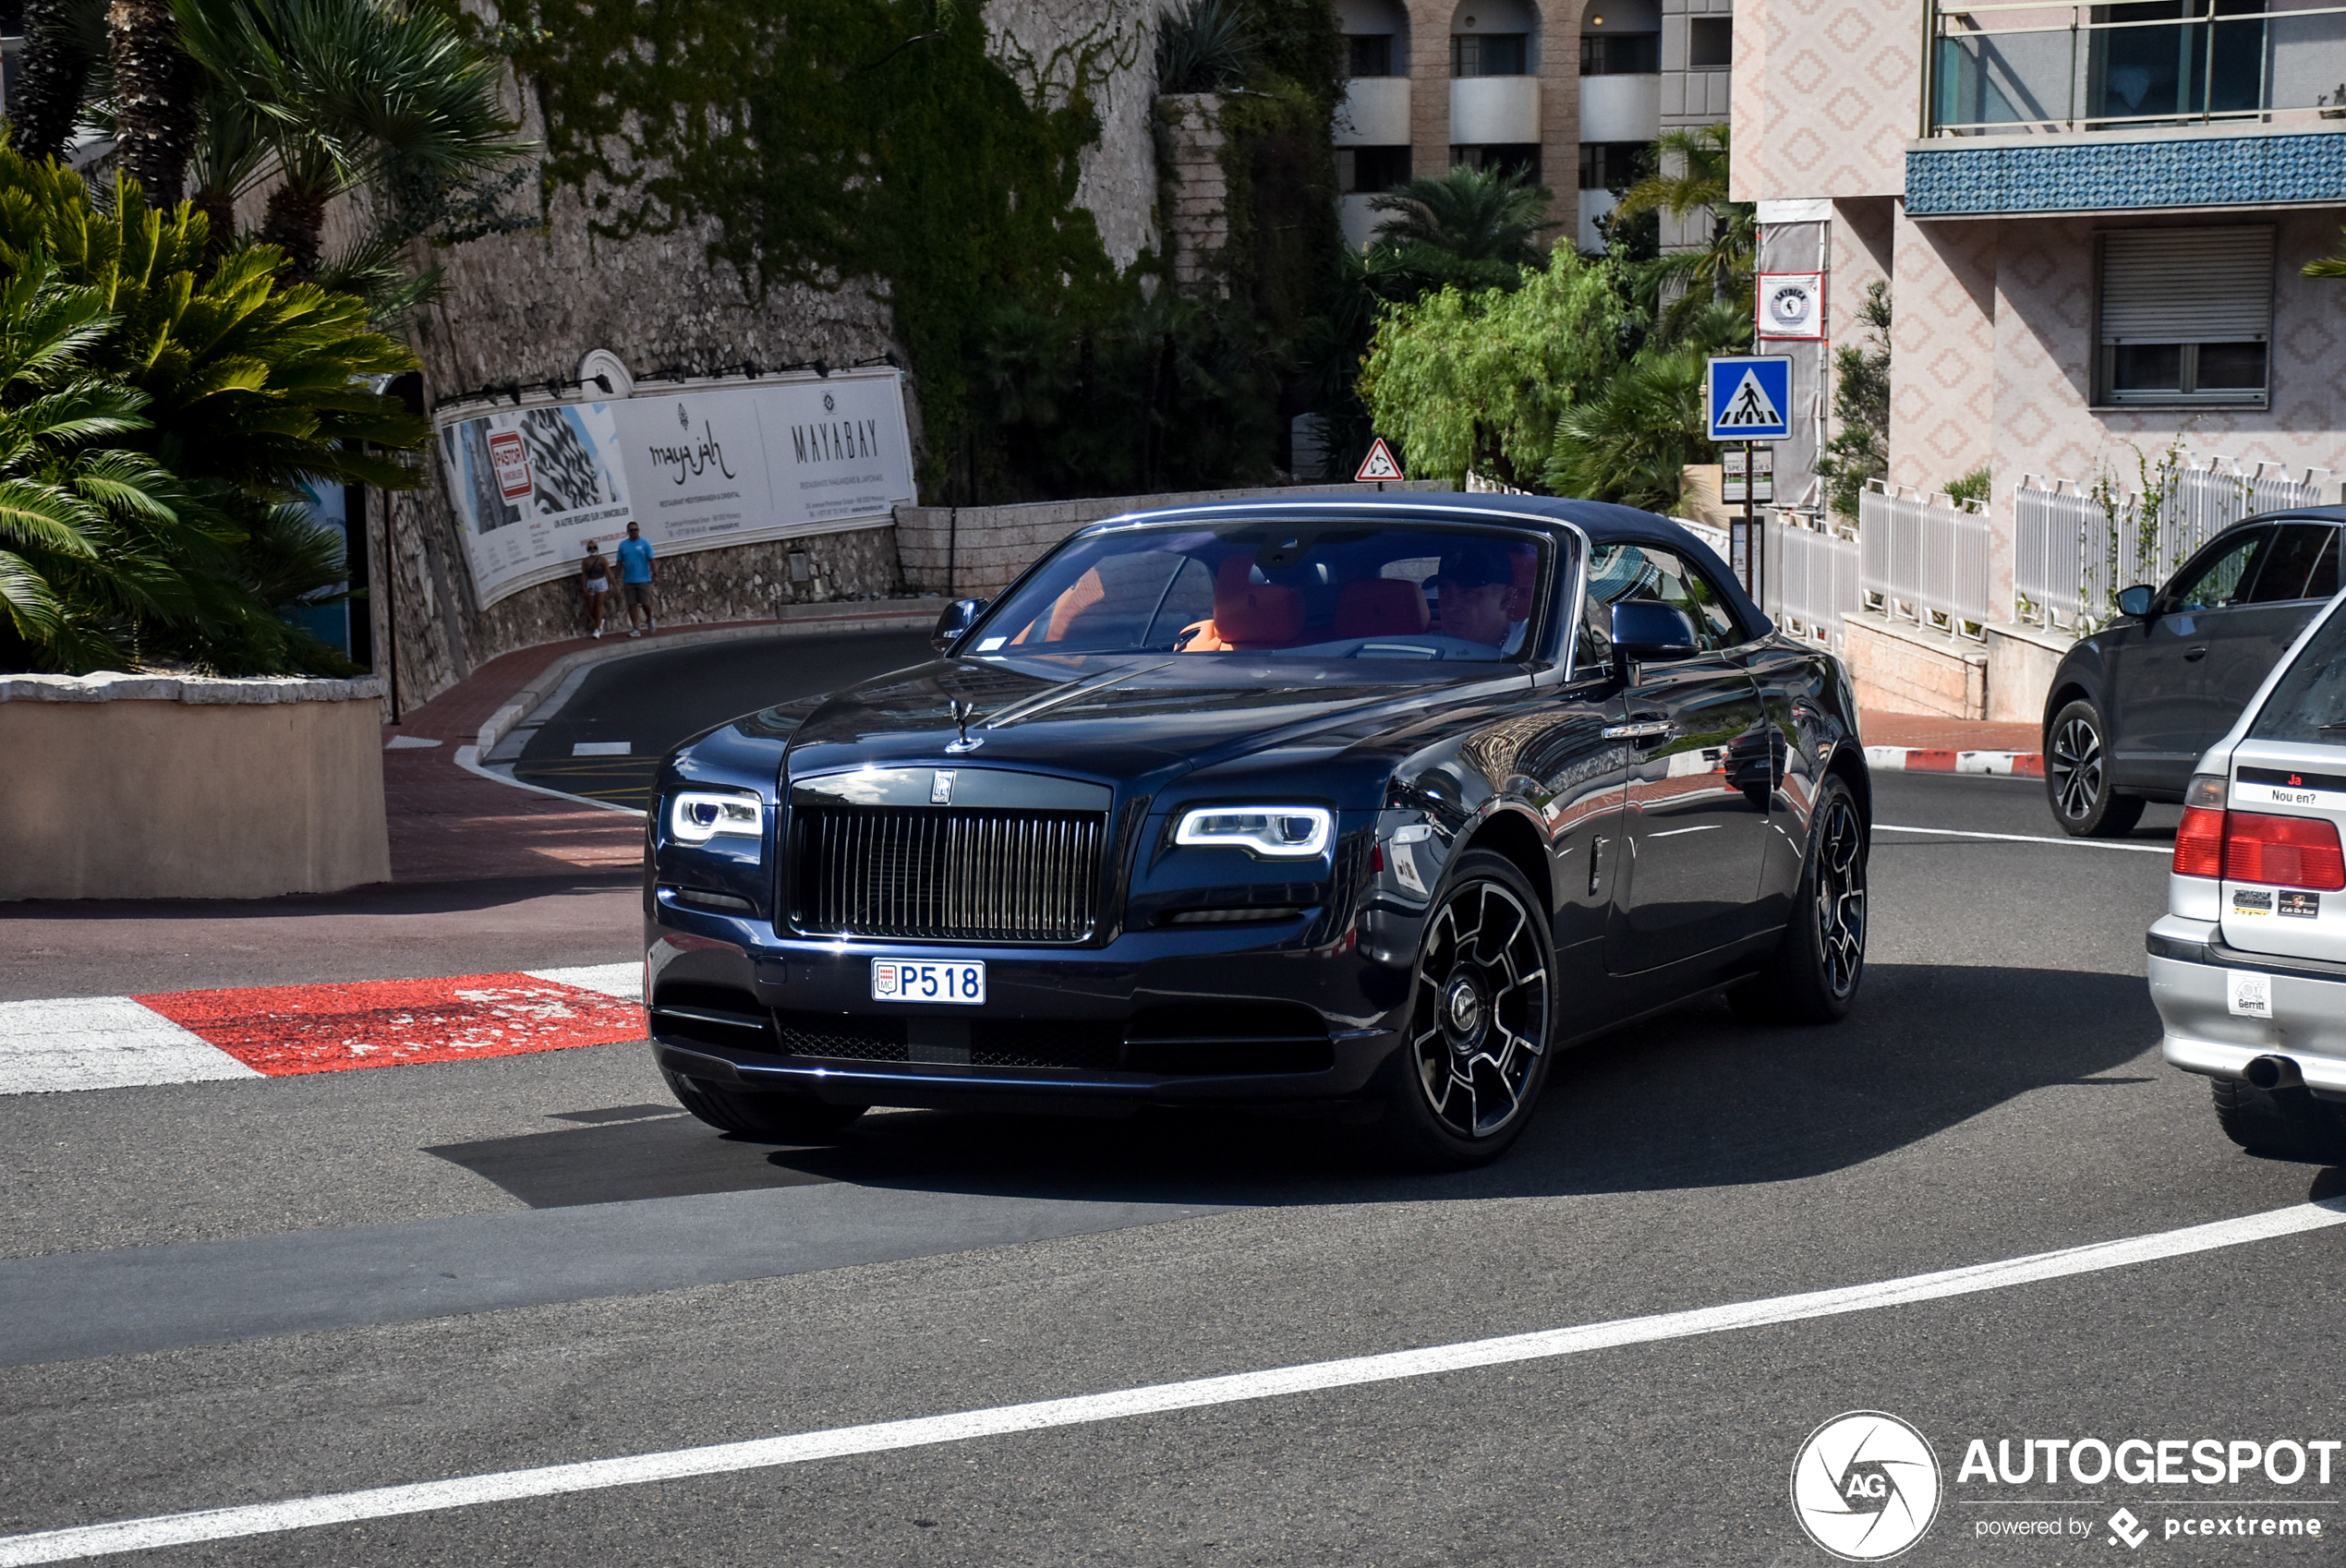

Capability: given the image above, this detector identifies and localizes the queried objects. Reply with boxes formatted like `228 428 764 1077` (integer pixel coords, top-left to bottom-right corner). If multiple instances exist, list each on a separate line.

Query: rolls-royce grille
792 806 1106 942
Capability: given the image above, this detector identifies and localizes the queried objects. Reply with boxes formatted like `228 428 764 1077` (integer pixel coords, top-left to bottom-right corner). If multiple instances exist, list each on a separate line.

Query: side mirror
1610 600 1700 665
2116 585 2156 619
932 597 986 652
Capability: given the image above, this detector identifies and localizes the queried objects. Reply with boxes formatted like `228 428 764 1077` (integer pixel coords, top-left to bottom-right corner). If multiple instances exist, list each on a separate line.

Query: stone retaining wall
0 675 391 900
895 482 1454 599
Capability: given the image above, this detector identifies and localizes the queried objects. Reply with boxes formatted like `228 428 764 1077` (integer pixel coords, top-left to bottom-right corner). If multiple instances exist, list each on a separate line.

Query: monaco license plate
870 959 986 1005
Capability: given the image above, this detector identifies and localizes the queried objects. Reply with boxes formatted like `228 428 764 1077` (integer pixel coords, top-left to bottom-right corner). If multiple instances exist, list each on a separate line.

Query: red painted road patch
133 972 647 1078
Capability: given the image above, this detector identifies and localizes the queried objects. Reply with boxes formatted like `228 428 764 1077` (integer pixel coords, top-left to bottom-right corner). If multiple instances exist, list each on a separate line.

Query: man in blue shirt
615 522 658 636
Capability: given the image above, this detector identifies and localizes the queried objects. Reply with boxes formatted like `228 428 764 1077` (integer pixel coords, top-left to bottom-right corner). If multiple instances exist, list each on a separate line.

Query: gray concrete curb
473 601 940 755
0 673 386 705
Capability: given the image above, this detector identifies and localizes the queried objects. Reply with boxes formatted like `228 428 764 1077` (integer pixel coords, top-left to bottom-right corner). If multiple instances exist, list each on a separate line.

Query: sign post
1706 355 1791 606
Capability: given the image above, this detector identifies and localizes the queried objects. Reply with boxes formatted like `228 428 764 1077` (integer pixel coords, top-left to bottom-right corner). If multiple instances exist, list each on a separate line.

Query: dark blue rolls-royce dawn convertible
644 494 1871 1166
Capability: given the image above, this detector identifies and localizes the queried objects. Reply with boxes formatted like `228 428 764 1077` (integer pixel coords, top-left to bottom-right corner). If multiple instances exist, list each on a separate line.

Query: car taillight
2174 807 2225 879
2224 811 2346 891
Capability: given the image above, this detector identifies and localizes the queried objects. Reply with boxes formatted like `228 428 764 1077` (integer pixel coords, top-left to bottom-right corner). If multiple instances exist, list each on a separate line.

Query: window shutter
2099 227 2274 344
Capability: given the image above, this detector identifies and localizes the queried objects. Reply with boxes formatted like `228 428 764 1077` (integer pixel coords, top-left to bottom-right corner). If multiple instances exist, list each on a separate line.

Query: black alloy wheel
2045 698 2145 838
1731 774 1868 1025
1377 849 1557 1168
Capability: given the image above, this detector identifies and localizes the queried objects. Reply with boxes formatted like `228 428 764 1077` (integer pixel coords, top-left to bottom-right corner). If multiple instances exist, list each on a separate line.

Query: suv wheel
2046 698 2145 838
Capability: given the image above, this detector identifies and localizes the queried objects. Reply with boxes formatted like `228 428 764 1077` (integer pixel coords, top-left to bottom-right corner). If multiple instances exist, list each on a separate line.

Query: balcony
1336 77 1413 145
1450 76 1542 146
1926 1 2346 136
1912 2 2346 216
1579 71 1660 142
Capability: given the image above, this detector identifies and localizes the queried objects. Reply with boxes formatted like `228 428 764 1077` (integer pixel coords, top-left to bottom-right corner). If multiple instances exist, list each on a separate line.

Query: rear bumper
2147 914 2346 1097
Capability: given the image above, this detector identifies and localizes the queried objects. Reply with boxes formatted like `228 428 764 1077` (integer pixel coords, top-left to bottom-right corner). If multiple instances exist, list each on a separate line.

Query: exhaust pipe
2245 1055 2304 1092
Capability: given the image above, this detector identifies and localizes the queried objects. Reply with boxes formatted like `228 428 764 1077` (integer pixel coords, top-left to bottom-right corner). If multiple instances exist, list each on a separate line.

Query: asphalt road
505 630 937 810
6 755 2345 1562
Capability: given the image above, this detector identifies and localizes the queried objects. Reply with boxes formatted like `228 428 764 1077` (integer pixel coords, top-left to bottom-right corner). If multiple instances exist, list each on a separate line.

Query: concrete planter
0 673 390 900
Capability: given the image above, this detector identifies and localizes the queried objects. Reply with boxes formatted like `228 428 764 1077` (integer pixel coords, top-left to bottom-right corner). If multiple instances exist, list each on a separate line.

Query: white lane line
571 741 632 756
0 998 259 1096
1876 824 2171 854
4 1198 2339 1565
525 963 644 1003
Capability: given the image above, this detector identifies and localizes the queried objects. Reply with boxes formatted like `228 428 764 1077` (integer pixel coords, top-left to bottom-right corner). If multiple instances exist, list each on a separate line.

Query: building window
1687 16 1733 69
2096 226 2273 407
1580 31 1660 74
1578 140 1653 191
1337 146 1414 194
1348 34 1395 78
1451 32 1529 76
1451 144 1542 183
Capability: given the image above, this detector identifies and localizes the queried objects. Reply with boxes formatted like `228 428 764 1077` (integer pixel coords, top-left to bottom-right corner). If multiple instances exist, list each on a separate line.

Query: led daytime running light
1174 805 1333 859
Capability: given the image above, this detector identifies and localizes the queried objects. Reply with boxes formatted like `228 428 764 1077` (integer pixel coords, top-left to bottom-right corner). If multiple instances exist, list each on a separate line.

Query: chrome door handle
2183 645 2208 661
1602 720 1675 742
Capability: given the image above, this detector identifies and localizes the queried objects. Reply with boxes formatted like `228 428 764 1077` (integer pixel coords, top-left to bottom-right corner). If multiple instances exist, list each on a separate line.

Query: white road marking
525 963 644 1003
1876 824 2171 854
0 998 259 1096
571 741 632 756
5 1198 2340 1565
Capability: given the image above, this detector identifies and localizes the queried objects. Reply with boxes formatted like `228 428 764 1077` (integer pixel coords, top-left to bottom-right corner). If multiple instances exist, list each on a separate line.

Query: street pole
1745 439 1760 607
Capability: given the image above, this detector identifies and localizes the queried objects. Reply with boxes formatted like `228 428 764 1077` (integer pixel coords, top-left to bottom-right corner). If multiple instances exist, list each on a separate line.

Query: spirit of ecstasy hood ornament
946 698 984 754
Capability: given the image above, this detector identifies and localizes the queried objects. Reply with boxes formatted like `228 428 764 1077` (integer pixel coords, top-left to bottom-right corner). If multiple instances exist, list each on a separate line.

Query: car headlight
1173 805 1333 859
670 790 764 847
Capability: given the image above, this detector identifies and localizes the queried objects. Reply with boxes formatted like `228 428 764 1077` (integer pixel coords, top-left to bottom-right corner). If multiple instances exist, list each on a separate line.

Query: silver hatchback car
2148 585 2346 1158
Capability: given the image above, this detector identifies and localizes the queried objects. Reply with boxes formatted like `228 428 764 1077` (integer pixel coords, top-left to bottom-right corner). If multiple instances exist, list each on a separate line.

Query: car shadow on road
718 961 2176 1207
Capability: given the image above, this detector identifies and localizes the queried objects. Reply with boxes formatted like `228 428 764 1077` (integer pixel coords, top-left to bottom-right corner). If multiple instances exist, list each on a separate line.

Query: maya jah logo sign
1356 436 1405 482
1791 1411 1942 1561
1760 272 1824 339
488 429 532 500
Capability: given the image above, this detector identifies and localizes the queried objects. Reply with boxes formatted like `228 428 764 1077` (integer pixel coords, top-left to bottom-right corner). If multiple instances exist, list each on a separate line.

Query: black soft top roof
1098 489 1774 640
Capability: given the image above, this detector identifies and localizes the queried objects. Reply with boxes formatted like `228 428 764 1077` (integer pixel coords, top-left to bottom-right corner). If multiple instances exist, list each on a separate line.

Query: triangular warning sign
1715 368 1784 429
1355 437 1405 482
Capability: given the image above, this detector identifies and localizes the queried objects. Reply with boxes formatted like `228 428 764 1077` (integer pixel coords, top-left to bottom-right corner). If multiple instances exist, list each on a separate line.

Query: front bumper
645 896 1427 1110
2147 914 2346 1098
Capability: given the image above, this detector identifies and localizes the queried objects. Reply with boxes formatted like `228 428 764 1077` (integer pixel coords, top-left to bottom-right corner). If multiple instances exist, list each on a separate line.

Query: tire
2210 1078 2345 1162
2045 699 2145 839
1372 849 1559 1169
1730 775 1868 1026
661 1067 867 1143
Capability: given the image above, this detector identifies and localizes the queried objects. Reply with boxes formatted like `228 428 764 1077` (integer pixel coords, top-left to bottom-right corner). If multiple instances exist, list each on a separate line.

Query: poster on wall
436 368 915 608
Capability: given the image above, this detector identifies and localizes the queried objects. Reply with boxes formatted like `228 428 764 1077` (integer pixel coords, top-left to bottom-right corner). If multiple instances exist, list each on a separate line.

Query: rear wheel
1731 776 1868 1025
1373 850 1558 1169
2210 1078 2345 1161
2045 699 2144 838
661 1067 866 1142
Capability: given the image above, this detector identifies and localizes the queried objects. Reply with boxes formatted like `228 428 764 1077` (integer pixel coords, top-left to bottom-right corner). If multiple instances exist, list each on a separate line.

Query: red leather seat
1206 555 1303 648
1334 578 1429 639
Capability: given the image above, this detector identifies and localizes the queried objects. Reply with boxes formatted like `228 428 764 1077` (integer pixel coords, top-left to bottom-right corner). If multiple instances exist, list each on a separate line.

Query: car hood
757 652 1524 793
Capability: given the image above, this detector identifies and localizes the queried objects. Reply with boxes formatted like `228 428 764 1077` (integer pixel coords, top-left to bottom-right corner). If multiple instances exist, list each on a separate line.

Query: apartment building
1333 0 1735 250
1736 0 2346 609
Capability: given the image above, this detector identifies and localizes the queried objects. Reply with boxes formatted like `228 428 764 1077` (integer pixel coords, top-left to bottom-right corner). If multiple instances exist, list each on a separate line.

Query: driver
1433 541 1528 655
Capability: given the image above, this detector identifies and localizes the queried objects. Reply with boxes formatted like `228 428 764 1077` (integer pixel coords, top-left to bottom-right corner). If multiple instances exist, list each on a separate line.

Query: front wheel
1731 775 1868 1025
662 1067 867 1143
1373 850 1558 1169
2045 699 2145 838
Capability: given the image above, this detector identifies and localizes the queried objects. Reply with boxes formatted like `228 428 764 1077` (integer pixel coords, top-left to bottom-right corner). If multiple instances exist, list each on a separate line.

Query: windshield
2246 596 2346 745
965 521 1556 662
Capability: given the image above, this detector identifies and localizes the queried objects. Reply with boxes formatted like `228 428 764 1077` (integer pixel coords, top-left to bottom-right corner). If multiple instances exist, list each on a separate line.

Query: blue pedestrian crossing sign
1706 356 1793 442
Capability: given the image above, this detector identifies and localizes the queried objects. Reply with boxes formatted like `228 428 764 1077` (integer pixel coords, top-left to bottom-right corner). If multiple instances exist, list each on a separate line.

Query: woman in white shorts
581 541 611 638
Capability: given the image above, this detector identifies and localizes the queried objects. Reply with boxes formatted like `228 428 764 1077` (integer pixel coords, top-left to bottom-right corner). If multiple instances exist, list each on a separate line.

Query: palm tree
1544 349 1707 513
2309 227 2346 280
1612 123 1755 342
174 0 527 281
8 0 105 163
109 0 203 206
1368 165 1554 289
1155 0 1258 93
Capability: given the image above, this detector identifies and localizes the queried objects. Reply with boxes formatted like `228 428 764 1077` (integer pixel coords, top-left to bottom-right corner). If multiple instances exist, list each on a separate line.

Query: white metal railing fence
1857 482 1993 637
1760 509 1862 653
2013 454 2332 633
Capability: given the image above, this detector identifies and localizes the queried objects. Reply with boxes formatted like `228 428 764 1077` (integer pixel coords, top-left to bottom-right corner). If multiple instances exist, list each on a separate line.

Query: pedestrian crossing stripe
1716 368 1784 429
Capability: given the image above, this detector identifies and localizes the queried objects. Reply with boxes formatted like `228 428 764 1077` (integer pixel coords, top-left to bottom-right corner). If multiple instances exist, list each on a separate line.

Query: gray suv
2043 509 2345 837
2148 586 2346 1158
